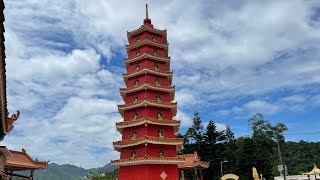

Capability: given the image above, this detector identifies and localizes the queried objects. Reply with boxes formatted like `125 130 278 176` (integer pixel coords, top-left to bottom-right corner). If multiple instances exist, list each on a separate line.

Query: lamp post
220 160 228 177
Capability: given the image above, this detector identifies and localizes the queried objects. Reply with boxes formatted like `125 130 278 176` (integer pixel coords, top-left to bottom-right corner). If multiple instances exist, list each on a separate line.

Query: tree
184 112 205 154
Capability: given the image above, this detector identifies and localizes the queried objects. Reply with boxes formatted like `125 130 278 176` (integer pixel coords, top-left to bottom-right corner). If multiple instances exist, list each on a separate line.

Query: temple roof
0 146 49 171
118 99 177 117
0 0 19 140
112 156 184 167
304 165 320 175
113 136 183 152
124 53 170 65
126 39 169 57
120 83 175 101
116 117 180 133
123 68 172 81
127 25 167 44
177 151 209 169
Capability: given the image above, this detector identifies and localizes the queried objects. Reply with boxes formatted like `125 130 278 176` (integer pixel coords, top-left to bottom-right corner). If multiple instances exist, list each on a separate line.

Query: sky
2 0 320 169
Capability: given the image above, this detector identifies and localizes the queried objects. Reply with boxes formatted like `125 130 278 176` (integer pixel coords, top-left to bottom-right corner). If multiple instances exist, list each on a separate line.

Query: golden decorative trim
111 156 185 167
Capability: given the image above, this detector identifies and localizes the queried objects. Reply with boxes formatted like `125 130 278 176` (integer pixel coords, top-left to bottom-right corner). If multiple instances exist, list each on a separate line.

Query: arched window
154 63 159 71
131 131 137 140
130 151 136 160
155 79 160 86
136 36 140 42
133 96 138 103
153 50 158 56
156 95 161 103
134 80 139 87
152 36 157 42
158 130 164 139
132 113 138 120
157 112 163 120
159 150 165 158
135 50 140 57
135 64 140 71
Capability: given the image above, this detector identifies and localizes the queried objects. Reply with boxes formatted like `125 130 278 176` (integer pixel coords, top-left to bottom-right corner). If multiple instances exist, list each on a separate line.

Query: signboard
278 165 288 176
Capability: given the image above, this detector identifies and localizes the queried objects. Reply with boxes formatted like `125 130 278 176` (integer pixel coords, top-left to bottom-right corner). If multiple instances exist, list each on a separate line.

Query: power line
284 132 320 135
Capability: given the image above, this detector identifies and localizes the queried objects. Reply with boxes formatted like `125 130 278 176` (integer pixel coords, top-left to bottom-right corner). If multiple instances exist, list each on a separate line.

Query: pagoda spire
143 4 153 27
146 4 148 19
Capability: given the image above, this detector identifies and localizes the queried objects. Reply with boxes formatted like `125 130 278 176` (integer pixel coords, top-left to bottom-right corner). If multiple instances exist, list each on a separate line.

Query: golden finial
146 4 149 19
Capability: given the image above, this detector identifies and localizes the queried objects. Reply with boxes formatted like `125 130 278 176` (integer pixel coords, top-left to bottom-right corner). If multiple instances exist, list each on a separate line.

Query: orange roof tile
177 151 209 169
0 146 48 170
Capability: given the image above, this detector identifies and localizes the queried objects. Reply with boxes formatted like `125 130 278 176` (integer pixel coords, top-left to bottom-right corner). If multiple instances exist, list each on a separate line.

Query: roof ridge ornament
146 4 148 19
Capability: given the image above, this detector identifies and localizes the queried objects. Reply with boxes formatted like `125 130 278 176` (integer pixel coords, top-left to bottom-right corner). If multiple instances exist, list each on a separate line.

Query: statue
159 150 165 158
132 113 138 120
157 112 163 120
156 95 161 102
252 167 260 180
153 50 158 56
134 80 139 87
155 79 160 86
131 131 137 140
133 96 138 103
135 64 140 71
135 51 140 57
152 36 157 42
158 130 164 139
130 151 136 160
154 64 159 71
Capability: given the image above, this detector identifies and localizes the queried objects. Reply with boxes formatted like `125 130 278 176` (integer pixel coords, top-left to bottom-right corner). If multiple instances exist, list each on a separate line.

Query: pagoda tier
116 117 180 133
112 156 184 167
120 83 175 101
118 99 177 117
113 4 181 180
113 136 183 152
124 53 170 69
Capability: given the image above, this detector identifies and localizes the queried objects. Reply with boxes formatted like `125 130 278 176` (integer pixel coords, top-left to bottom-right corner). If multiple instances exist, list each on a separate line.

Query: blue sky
2 0 320 168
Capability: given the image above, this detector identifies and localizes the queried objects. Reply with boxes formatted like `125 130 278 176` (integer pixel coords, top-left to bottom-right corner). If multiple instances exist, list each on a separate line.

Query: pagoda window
130 151 136 160
155 79 160 86
131 131 137 140
136 36 140 42
132 113 138 120
134 80 139 87
153 50 158 56
158 130 164 139
157 112 163 120
152 36 157 42
159 150 165 158
135 50 141 57
133 96 138 104
154 63 159 71
135 64 140 71
156 95 161 103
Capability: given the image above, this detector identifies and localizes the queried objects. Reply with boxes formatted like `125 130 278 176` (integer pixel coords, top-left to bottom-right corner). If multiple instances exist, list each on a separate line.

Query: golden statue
135 51 140 57
157 112 163 120
133 96 138 103
130 151 136 160
159 150 165 158
135 64 140 71
158 130 164 139
252 167 260 180
156 95 161 102
131 131 137 140
155 79 160 86
152 36 157 42
154 64 159 71
134 80 139 87
132 113 138 120
153 50 158 56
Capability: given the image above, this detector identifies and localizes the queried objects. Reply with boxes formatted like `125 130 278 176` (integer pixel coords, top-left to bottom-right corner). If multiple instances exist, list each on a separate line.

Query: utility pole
276 139 286 180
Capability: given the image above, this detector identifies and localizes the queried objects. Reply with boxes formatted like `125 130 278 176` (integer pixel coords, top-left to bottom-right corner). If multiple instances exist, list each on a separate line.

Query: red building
111 4 184 180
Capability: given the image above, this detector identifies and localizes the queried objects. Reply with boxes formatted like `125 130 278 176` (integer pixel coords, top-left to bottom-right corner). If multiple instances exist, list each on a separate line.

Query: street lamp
220 160 228 177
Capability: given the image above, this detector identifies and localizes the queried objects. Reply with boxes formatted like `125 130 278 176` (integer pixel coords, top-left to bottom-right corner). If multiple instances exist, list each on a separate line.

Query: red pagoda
111 4 184 180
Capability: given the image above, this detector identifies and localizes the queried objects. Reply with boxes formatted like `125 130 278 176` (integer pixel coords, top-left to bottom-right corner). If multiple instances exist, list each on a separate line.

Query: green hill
14 163 115 180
